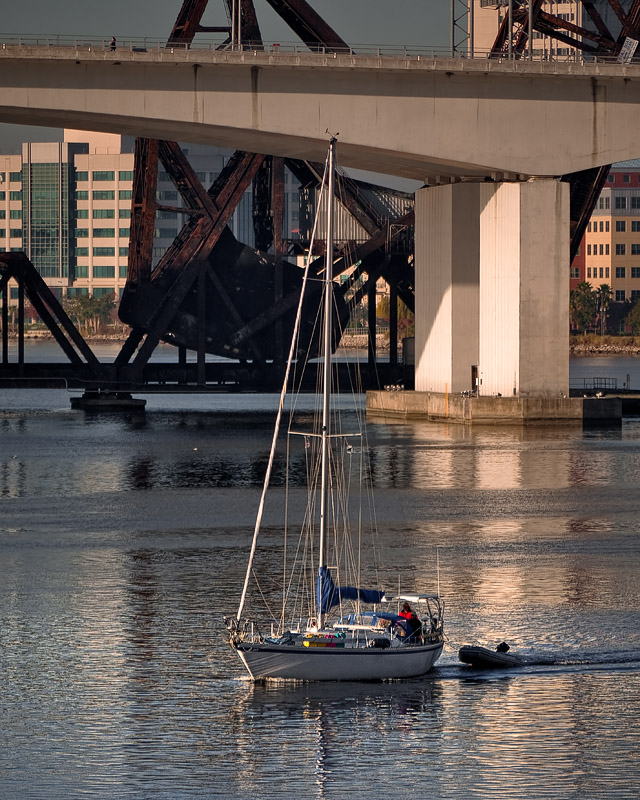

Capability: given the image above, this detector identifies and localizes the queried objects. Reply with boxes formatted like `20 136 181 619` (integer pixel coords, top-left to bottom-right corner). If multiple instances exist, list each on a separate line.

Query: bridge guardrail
1 33 633 66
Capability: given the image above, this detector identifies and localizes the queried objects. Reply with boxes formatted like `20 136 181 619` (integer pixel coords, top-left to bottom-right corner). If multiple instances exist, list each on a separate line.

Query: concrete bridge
2 44 640 180
2 43 640 419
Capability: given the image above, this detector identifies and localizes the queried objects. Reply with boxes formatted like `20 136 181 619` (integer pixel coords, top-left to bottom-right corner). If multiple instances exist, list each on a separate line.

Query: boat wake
438 648 640 679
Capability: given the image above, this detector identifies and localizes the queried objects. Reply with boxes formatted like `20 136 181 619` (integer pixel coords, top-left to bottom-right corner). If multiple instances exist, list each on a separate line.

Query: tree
570 281 597 334
595 283 612 336
624 298 640 335
63 293 116 335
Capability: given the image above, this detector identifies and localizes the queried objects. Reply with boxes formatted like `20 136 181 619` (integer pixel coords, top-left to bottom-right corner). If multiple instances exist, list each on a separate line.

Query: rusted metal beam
536 10 612 50
127 137 158 288
581 1 615 40
0 253 104 374
272 156 285 364
169 0 213 45
262 0 351 52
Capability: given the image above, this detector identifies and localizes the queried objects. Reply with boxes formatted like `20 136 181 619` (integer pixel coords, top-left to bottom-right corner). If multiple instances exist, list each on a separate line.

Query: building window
119 209 131 218
616 220 626 232
93 287 115 298
632 268 640 278
157 190 177 201
9 228 22 238
76 191 89 200
599 267 604 278
93 228 115 238
92 171 115 181
93 190 115 200
599 244 603 255
93 247 115 256
75 229 89 238
632 221 640 232
74 265 89 278
118 171 134 181
119 190 132 200
93 209 115 219
607 175 614 183
587 222 592 232
9 210 22 219
119 228 130 237
632 290 640 300
93 265 115 278
587 244 591 255
632 197 640 209
10 191 21 201
0 192 5 201
599 221 603 232
10 172 21 182
154 228 176 239
617 244 626 255
0 211 5 219
616 267 626 278
76 209 89 219
624 175 631 183
75 171 88 182
0 229 5 238
587 267 592 278
119 247 129 256
606 267 610 278
75 247 89 256
616 290 626 301
632 244 640 255
119 265 127 278
615 196 627 209
570 267 579 279
606 244 610 255
599 196 610 209
606 221 610 232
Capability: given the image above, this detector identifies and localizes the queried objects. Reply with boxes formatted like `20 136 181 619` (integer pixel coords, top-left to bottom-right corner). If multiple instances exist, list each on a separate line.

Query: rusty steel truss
490 0 640 260
115 0 414 390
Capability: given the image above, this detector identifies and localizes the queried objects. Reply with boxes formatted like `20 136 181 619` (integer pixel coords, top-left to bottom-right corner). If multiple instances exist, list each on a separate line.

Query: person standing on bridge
110 36 116 51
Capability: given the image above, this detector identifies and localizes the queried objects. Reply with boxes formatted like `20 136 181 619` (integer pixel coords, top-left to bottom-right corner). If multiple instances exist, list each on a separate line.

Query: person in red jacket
399 602 412 620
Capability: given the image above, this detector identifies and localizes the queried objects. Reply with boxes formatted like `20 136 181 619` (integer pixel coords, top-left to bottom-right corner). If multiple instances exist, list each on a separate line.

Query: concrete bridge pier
369 179 618 424
416 178 570 398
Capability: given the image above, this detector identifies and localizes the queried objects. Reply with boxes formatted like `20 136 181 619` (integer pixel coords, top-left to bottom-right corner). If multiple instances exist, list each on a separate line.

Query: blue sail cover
317 565 385 614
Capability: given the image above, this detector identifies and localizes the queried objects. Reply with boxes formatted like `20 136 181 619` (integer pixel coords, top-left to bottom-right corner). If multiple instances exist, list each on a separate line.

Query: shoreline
6 331 640 356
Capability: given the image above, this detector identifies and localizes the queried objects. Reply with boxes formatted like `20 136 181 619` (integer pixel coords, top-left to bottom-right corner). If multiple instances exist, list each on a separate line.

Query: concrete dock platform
367 391 622 425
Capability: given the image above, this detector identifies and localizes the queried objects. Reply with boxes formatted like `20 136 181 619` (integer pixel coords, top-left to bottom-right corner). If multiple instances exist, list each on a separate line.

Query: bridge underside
3 0 640 414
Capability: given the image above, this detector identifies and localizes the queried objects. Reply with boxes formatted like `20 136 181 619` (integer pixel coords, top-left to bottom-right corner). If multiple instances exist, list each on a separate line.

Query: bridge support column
414 182 480 394
414 179 569 399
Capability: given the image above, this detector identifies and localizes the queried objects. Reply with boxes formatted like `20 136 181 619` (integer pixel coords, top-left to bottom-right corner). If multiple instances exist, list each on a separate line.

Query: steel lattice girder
491 1 640 261
120 0 412 367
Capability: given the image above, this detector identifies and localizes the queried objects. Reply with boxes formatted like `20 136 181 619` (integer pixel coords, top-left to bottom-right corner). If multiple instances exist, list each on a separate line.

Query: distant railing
0 33 636 66
571 377 619 392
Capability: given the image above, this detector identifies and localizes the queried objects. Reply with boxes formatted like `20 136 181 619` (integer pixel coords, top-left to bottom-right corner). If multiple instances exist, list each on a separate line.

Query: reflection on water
1 406 638 498
2 385 640 798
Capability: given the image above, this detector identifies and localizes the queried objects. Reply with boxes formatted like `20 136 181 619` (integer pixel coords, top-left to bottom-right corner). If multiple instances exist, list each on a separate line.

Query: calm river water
1 347 640 799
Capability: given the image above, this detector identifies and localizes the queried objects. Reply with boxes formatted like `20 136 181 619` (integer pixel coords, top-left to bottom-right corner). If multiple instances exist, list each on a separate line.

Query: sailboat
225 137 444 681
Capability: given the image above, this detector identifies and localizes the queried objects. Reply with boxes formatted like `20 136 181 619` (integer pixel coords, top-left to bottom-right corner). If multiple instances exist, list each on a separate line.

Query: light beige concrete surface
2 47 640 180
366 390 622 425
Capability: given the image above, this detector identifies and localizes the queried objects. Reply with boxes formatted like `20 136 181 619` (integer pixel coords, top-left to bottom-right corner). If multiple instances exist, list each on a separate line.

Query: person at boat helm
406 612 422 642
399 602 412 620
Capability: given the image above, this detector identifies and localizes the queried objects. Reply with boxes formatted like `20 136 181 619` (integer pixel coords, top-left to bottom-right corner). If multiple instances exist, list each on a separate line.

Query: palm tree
570 281 597 334
596 284 613 336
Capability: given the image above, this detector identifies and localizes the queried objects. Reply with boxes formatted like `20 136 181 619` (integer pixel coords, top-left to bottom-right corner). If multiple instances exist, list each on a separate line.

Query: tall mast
318 136 336 630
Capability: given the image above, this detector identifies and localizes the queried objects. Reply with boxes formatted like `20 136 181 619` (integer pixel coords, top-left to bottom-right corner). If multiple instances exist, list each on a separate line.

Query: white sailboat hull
236 640 444 681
